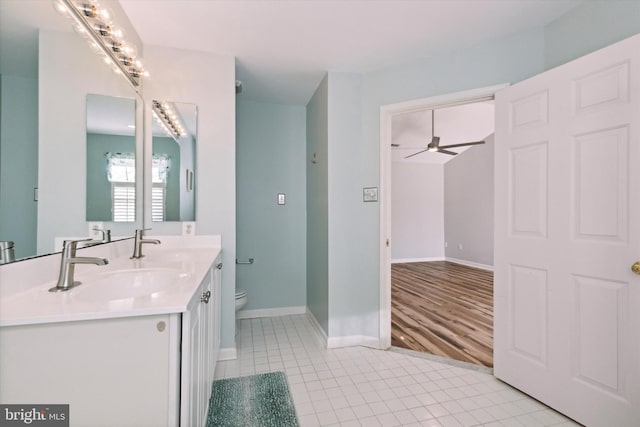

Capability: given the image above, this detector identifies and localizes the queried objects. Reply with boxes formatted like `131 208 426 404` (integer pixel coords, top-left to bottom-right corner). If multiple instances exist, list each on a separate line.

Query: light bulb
107 40 122 53
78 3 98 18
92 22 111 37
118 55 133 66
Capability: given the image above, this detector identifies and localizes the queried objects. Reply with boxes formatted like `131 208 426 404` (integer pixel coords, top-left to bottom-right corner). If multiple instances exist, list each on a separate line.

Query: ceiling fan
404 109 485 158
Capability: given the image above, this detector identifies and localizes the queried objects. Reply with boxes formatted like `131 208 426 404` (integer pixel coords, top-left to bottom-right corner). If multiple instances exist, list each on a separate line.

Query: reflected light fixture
54 0 148 88
152 100 187 143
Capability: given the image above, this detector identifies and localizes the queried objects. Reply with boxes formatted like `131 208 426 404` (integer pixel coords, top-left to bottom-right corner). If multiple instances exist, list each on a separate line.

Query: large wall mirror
86 94 137 223
151 101 197 222
0 1 142 264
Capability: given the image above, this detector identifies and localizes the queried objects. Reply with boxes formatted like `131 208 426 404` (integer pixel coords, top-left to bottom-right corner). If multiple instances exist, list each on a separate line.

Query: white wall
444 135 494 267
141 45 237 349
38 30 142 254
391 162 444 262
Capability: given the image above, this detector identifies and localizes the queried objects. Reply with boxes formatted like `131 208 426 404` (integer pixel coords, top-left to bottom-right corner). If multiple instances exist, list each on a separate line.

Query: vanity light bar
55 0 148 88
152 101 186 142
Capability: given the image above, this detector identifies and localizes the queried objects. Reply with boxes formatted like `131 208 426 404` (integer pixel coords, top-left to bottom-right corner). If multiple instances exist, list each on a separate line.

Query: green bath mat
207 371 300 427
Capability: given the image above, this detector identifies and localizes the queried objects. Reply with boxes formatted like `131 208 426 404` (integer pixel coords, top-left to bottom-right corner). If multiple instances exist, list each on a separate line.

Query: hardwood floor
391 261 494 367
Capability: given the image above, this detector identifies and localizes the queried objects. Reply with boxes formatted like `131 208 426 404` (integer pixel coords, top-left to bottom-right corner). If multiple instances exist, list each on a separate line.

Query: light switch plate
182 222 196 236
88 222 104 238
363 187 378 202
277 193 286 205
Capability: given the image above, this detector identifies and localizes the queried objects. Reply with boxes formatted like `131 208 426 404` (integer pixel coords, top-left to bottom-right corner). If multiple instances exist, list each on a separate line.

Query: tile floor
214 315 581 427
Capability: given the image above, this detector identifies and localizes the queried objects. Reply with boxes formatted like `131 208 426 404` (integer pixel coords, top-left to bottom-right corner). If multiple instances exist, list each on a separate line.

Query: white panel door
494 34 640 426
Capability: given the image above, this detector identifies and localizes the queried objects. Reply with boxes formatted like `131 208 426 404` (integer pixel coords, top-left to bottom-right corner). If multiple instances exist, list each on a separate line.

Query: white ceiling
392 101 495 164
1 0 579 146
120 0 582 105
86 94 136 136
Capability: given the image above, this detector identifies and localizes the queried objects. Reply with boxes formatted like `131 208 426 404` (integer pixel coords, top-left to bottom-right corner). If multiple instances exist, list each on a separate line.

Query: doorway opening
379 84 507 368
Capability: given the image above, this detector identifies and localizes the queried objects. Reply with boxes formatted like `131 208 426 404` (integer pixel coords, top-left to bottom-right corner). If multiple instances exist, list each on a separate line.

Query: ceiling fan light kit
403 109 485 158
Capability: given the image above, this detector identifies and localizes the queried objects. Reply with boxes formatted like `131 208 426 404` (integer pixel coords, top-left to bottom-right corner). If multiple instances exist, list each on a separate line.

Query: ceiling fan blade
405 148 429 159
438 149 458 156
438 141 485 149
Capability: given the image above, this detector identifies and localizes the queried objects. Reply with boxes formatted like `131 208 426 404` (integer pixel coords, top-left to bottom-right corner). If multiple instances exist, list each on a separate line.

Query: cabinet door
181 265 220 427
181 281 205 427
213 256 222 361
200 269 215 423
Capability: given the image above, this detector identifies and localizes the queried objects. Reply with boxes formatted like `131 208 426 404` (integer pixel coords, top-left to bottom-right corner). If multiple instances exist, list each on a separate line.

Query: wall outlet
277 193 286 205
88 222 104 238
444 241 448 248
182 222 196 236
458 243 463 251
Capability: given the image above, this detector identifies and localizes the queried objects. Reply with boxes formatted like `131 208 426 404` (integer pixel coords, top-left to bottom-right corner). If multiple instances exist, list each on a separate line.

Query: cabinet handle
216 263 223 270
201 290 211 304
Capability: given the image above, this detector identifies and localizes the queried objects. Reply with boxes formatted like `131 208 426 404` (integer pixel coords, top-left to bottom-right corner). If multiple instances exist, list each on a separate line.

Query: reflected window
107 153 135 222
152 155 170 222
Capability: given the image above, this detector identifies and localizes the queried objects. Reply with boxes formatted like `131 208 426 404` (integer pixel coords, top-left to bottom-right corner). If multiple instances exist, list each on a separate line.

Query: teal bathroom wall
326 72 373 339
330 28 546 338
306 75 329 334
0 75 38 259
236 99 307 311
544 0 640 70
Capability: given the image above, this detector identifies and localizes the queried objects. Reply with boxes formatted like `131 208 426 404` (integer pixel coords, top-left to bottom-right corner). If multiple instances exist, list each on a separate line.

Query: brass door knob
632 262 640 275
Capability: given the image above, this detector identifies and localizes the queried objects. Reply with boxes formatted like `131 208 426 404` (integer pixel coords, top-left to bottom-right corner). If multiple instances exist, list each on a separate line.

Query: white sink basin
72 268 192 302
141 248 214 263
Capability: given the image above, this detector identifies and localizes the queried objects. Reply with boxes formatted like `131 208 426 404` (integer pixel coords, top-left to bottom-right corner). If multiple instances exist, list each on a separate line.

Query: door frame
378 83 509 349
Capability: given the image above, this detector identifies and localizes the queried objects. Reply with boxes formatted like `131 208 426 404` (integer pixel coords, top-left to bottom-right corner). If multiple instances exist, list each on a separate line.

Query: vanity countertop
0 236 221 327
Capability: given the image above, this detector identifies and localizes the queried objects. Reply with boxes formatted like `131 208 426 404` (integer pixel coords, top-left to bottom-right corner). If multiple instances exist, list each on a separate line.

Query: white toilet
235 289 248 337
235 289 248 312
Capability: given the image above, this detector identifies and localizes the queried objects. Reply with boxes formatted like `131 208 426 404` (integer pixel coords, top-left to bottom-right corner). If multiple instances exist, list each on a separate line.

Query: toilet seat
235 289 248 313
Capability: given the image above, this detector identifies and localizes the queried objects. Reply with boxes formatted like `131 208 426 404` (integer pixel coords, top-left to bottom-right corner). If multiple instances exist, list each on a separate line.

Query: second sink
72 268 192 302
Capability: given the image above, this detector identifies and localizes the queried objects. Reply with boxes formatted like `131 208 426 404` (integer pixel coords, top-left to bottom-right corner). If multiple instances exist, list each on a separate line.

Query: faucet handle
62 238 93 255
92 227 111 241
64 238 93 248
135 228 152 237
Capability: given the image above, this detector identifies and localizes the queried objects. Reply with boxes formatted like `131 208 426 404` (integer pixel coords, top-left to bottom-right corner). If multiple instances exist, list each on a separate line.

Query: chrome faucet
93 227 112 243
49 239 109 292
130 228 161 259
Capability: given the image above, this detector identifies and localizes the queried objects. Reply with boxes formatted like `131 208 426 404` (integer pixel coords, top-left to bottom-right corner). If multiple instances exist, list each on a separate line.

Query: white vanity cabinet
0 254 222 427
181 255 222 427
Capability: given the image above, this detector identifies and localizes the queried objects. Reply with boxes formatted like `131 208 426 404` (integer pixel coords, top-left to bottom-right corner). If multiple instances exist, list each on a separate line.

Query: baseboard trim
236 306 307 319
445 257 494 271
305 309 328 348
218 347 237 361
391 257 444 264
327 335 382 350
